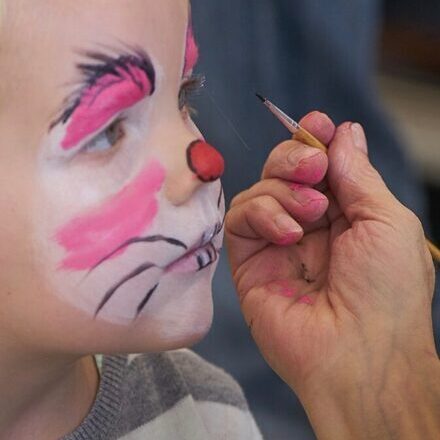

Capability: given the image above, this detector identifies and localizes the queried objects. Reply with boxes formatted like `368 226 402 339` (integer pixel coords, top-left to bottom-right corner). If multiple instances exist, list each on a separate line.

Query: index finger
298 111 336 146
262 112 336 183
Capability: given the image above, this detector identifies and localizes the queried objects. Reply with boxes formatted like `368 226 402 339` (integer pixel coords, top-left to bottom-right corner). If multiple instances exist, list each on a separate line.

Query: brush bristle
255 93 266 103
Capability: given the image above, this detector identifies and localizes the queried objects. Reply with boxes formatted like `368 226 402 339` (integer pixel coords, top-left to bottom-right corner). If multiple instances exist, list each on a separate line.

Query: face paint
13 0 227 345
62 64 153 149
55 160 166 271
186 140 225 182
183 21 199 76
50 51 156 150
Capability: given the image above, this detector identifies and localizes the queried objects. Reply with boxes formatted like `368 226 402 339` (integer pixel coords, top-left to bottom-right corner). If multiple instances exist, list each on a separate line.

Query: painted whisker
95 261 156 316
87 234 187 275
94 219 223 318
135 283 159 318
217 186 224 209
217 213 226 235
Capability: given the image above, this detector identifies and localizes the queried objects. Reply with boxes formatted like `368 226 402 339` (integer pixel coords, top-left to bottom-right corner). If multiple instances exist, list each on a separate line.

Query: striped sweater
64 350 262 440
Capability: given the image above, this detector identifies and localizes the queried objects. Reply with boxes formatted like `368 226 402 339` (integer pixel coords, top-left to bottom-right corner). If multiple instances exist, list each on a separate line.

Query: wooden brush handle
293 128 440 264
427 240 440 264
294 127 328 153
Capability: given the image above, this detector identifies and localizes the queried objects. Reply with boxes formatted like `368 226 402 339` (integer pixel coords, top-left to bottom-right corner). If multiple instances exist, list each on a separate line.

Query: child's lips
165 223 222 274
165 242 218 274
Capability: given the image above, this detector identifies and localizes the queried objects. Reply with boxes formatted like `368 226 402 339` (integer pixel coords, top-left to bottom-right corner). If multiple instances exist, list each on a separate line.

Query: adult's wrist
298 348 440 440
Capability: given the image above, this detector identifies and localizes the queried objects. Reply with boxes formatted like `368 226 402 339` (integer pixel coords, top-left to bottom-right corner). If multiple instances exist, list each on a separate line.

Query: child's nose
166 140 224 206
187 140 224 182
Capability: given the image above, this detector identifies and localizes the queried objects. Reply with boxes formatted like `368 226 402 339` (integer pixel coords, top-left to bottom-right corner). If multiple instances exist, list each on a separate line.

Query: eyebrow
50 48 156 148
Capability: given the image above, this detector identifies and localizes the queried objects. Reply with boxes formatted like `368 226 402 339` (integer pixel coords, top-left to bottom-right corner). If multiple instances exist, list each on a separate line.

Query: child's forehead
0 0 192 131
3 0 191 68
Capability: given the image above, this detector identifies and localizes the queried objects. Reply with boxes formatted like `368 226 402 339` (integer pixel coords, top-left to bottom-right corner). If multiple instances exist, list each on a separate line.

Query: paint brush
256 93 440 264
255 94 327 153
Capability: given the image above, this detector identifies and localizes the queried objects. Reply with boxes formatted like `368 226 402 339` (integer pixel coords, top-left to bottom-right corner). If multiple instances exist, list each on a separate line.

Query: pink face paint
268 280 297 298
298 295 314 305
55 160 166 271
61 64 153 150
183 21 199 76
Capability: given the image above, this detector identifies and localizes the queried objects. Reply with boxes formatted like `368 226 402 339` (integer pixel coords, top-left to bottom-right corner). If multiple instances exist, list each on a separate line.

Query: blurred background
191 1 440 438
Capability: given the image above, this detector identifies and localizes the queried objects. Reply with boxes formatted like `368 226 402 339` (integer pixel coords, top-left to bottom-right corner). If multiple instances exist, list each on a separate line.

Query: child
2 1 439 439
0 1 261 438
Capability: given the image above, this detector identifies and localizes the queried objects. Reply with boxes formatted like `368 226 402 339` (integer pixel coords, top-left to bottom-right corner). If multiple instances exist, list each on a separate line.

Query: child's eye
179 74 205 114
81 118 125 154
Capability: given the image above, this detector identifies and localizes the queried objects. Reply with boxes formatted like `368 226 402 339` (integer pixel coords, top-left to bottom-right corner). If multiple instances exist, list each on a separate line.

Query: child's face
0 0 225 354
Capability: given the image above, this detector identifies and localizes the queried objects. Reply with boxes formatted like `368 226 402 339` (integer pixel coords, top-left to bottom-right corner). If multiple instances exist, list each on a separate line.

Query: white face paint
36 152 224 324
0 0 225 354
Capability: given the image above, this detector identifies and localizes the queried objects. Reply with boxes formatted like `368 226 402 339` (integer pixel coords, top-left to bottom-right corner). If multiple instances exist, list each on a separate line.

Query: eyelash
178 74 205 114
80 74 205 155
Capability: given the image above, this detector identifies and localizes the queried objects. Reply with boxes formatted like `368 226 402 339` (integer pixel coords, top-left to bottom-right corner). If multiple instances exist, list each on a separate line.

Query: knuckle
224 210 235 233
248 195 273 213
258 178 284 196
230 190 248 208
268 140 305 162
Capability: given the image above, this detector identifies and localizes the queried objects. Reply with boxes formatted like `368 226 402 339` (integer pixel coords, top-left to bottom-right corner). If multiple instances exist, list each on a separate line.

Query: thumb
327 122 400 224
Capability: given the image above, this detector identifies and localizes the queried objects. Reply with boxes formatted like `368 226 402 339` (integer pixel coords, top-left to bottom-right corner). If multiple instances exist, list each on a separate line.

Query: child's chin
146 299 214 352
154 323 212 352
109 306 214 355
75 274 216 354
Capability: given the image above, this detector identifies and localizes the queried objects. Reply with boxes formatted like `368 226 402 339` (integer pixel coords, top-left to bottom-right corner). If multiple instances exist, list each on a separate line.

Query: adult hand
225 112 439 439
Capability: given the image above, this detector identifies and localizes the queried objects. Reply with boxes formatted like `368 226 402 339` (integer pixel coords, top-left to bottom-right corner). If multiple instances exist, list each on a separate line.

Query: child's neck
0 352 99 440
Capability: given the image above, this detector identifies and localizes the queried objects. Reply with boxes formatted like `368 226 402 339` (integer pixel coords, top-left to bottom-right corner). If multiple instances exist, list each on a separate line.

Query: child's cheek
54 160 166 271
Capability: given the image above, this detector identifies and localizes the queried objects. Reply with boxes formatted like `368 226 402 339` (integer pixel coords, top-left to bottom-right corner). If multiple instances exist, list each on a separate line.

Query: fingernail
287 148 321 166
351 123 368 154
290 183 325 207
274 214 302 234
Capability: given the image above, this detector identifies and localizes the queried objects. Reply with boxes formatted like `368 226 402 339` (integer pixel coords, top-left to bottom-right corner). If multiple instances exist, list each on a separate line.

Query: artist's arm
225 111 440 439
302 351 440 440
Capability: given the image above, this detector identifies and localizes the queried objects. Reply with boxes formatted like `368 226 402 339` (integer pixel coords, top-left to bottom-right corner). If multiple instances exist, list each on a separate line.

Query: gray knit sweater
63 350 262 439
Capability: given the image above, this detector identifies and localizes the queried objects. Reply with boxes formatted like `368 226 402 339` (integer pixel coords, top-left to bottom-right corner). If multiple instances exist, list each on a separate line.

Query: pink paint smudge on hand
269 280 297 298
298 295 315 305
62 64 153 150
290 183 306 191
276 234 299 246
183 22 199 76
55 160 165 271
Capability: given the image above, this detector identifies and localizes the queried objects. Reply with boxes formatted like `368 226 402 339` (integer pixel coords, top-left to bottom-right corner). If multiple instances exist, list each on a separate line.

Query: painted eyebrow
50 48 156 132
183 20 199 76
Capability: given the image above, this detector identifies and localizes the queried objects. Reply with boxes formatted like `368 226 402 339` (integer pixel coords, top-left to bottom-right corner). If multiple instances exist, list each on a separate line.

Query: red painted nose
186 140 225 182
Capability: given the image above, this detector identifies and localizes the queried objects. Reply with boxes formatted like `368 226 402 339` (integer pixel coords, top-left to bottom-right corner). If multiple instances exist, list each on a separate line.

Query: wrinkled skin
226 111 439 438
